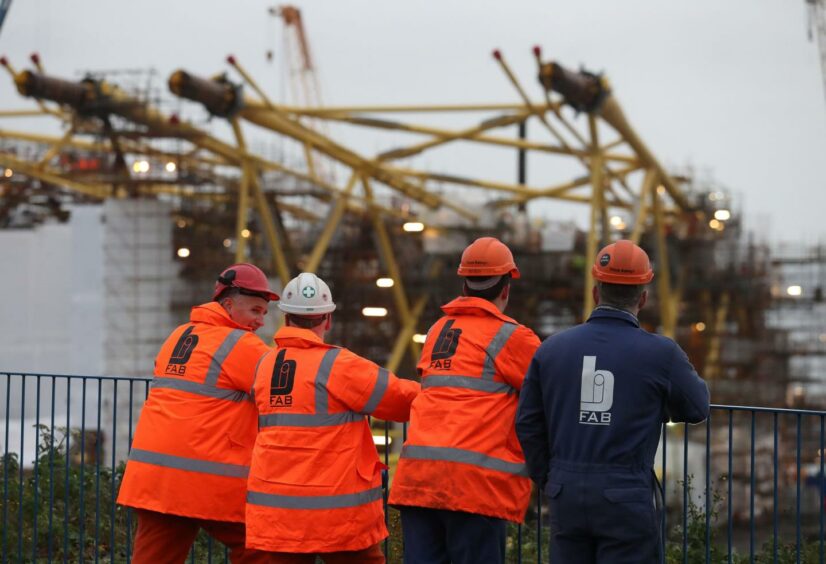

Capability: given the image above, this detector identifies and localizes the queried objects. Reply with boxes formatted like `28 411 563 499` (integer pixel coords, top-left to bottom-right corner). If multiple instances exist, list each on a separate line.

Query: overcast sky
2 0 825 244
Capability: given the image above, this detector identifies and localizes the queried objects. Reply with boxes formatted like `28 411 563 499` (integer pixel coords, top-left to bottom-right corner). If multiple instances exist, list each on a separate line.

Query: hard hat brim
278 303 336 315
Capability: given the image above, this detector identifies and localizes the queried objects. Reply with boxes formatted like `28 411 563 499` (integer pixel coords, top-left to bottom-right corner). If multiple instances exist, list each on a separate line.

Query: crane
267 4 336 183
806 0 826 103
0 0 12 36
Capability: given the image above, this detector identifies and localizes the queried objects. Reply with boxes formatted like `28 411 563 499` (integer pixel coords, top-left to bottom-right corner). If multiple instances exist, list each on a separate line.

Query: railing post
683 422 689 563
749 410 755 561
773 411 779 562
3 374 11 564
16 376 25 562
727 409 733 563
662 421 667 563
6 376 826 561
705 413 711 564
64 377 71 559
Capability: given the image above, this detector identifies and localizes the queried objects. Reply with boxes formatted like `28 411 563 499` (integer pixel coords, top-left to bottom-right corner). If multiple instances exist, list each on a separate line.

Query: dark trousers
400 506 507 564
545 464 662 563
131 508 268 564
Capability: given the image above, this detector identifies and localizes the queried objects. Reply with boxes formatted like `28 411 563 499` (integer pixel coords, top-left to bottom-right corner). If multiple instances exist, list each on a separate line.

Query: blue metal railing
2 371 825 563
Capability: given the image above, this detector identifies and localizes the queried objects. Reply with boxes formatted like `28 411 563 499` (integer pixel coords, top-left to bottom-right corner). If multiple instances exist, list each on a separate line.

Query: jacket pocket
603 487 651 504
545 482 563 499
602 487 657 533
226 431 254 450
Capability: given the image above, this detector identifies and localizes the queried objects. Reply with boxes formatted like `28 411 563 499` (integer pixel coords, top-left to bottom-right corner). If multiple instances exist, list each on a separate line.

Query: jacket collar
587 305 641 328
273 326 337 349
190 302 251 330
440 296 517 324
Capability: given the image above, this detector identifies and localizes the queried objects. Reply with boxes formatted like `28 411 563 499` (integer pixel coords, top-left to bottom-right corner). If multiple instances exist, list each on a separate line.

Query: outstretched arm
516 356 551 488
666 343 710 424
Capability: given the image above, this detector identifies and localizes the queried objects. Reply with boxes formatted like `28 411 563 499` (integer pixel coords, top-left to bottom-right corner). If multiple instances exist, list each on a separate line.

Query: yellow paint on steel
361 175 422 365
231 118 292 285
0 109 55 118
36 125 76 169
270 102 555 115
500 51 638 201
598 97 690 212
583 114 603 319
326 114 637 163
630 169 657 244
704 292 730 380
386 295 428 374
376 112 530 161
0 153 111 199
386 259 443 373
652 189 675 338
230 119 251 263
303 171 359 273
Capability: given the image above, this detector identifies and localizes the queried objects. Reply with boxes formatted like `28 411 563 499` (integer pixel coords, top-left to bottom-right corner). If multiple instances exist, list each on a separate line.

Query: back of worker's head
458 237 520 309
279 273 336 335
464 274 512 301
591 240 653 312
213 263 279 331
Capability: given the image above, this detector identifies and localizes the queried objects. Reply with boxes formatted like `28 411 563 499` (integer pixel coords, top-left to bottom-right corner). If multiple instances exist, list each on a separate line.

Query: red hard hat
457 237 520 279
592 240 654 285
213 263 280 301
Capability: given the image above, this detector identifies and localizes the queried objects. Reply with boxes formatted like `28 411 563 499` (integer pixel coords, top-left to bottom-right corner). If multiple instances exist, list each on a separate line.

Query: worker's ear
638 289 648 311
220 297 234 315
325 313 332 331
500 283 510 301
592 285 600 306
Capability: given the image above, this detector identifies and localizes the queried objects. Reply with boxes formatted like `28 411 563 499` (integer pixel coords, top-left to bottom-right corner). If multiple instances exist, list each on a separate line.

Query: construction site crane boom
270 4 323 109
268 4 336 183
0 0 11 36
806 0 826 103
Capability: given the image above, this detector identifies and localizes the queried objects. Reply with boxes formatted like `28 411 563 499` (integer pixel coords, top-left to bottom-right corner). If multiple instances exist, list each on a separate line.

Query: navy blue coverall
516 307 710 563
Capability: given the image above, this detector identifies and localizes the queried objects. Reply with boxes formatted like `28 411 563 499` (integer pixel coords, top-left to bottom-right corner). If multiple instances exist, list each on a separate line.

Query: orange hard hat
213 263 280 301
457 237 520 279
592 240 654 285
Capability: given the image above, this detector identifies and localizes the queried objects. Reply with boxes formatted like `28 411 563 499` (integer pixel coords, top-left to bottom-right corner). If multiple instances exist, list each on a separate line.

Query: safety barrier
1 371 825 563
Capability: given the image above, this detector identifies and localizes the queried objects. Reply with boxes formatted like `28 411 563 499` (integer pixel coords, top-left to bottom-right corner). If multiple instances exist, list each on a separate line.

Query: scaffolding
1 52 824 491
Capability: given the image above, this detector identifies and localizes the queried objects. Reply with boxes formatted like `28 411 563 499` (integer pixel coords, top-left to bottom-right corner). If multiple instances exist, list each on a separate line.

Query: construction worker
389 237 541 564
245 272 420 563
515 240 710 563
118 263 278 564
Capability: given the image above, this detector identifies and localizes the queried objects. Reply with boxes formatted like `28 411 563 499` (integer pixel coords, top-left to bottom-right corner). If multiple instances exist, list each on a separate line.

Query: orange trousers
266 543 385 564
131 508 269 564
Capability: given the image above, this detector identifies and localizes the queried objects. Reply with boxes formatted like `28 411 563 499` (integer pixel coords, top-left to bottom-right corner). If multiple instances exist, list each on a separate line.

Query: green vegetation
0 426 221 563
664 478 824 564
2 431 824 562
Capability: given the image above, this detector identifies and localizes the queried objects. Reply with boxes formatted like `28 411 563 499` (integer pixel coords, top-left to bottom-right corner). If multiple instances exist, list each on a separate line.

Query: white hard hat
278 272 336 315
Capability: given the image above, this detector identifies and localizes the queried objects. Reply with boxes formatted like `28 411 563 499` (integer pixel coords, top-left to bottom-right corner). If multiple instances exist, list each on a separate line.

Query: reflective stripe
361 368 388 414
481 322 517 380
315 348 341 414
247 486 383 510
258 411 362 428
151 377 251 402
400 445 528 477
129 448 249 478
423 375 515 394
250 350 270 403
257 348 355 428
205 329 246 386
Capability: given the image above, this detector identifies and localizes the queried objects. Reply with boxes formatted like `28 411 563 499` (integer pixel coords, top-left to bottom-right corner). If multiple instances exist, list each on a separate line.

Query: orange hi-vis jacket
117 302 271 523
245 326 421 553
389 296 541 523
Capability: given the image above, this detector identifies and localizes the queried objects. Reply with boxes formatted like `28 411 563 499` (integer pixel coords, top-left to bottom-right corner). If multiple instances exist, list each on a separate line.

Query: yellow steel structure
0 48 709 368
164 50 698 340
